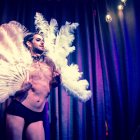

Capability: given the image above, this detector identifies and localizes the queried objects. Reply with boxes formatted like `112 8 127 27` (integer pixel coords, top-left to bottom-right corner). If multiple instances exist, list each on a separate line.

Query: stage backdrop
0 0 140 140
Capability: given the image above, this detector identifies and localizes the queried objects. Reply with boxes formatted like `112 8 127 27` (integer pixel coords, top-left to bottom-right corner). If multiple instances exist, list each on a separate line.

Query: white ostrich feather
34 12 49 36
34 12 58 52
56 21 78 48
34 13 92 102
0 22 32 103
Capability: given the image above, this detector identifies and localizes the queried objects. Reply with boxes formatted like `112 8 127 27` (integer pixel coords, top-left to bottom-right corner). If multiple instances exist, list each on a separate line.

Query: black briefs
6 100 44 129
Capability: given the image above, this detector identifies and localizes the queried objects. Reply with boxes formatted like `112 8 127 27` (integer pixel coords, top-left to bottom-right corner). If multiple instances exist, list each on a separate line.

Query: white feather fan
0 21 32 103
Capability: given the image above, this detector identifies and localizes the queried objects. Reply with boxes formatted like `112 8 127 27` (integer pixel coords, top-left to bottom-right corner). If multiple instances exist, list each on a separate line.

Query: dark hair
23 33 37 49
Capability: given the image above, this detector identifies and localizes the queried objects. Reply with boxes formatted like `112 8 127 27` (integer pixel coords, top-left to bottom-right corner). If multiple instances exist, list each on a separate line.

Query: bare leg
6 114 25 140
25 121 45 140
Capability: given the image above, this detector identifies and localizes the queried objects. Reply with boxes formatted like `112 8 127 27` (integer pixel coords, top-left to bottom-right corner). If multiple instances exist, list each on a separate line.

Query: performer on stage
6 33 60 140
0 12 92 140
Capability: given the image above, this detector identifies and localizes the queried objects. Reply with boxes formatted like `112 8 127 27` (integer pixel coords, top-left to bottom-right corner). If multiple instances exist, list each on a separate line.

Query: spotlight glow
105 13 112 22
121 0 127 4
118 4 124 10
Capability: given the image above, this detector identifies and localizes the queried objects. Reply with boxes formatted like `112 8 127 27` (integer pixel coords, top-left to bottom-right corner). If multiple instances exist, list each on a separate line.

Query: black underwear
6 100 44 129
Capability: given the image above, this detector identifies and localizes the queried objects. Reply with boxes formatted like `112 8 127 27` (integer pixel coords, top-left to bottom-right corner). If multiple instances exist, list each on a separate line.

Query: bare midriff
16 62 53 112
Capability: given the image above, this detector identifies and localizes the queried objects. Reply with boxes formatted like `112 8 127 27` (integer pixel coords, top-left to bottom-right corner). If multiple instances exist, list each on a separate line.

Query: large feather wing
34 13 92 102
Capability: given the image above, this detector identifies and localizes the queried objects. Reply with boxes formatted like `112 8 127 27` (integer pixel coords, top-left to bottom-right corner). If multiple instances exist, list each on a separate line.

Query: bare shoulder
43 56 56 69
